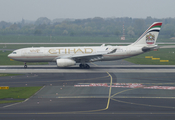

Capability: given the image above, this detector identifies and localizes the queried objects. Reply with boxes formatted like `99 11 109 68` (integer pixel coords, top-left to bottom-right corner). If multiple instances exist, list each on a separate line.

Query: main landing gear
24 63 27 68
79 64 90 69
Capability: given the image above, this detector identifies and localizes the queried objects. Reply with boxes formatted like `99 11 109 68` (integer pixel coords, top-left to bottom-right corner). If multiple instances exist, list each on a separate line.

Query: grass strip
125 48 175 65
0 74 22 77
0 86 42 99
0 100 23 104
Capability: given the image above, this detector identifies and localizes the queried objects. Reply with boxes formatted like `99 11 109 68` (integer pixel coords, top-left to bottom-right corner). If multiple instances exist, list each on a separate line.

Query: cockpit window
12 52 17 54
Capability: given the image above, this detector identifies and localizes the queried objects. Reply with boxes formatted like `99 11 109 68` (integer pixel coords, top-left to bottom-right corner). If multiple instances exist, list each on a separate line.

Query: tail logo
146 33 155 44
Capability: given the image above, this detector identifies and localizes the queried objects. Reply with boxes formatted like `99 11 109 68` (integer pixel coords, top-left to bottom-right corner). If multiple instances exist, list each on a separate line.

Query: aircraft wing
72 53 104 62
59 48 117 62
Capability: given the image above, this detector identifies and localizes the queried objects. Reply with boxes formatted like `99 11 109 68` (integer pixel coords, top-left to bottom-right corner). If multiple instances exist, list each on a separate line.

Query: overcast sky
0 0 175 22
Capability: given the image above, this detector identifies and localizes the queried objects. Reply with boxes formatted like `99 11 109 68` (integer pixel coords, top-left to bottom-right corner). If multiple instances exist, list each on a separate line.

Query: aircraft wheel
79 64 83 68
79 64 90 69
85 64 90 69
81 64 85 69
24 65 27 68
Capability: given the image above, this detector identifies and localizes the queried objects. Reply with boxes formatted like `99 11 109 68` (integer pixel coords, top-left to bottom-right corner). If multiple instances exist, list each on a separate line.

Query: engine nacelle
56 59 76 67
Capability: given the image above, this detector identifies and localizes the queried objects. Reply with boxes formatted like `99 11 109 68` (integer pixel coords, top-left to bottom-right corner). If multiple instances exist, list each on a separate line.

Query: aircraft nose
8 54 12 58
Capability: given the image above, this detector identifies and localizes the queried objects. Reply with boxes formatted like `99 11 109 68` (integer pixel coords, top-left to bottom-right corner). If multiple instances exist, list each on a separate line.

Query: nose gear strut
24 63 27 68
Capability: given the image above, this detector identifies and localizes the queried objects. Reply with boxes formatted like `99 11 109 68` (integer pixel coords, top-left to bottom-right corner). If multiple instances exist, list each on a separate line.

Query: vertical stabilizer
131 22 162 46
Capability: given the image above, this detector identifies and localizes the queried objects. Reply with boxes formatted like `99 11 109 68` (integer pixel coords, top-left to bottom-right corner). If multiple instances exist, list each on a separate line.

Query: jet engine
56 59 76 67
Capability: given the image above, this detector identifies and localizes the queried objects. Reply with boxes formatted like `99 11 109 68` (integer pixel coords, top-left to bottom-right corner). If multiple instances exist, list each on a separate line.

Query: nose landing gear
24 63 27 68
79 64 90 69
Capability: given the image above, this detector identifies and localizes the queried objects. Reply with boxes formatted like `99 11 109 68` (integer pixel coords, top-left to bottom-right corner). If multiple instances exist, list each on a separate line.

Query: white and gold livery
8 22 162 68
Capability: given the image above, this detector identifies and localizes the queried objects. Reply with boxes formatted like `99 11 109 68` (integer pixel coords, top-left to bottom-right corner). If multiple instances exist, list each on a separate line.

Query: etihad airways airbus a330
8 22 162 68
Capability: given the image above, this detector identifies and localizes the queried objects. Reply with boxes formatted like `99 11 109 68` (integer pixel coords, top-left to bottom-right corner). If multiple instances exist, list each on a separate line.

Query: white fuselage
8 45 144 63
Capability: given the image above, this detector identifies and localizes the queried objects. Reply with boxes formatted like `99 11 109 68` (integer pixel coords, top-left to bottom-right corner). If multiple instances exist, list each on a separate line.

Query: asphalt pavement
0 61 175 120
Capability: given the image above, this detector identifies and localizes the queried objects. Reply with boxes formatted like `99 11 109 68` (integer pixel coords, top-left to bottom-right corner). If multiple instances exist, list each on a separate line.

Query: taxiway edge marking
105 72 112 109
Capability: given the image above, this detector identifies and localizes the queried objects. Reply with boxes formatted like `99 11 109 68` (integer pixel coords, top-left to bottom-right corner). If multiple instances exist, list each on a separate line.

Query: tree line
0 16 175 38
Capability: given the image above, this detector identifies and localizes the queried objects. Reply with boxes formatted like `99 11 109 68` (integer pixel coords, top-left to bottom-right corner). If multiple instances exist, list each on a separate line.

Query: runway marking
112 96 175 99
57 96 109 98
111 88 135 98
57 96 175 99
105 72 112 109
111 98 175 109
77 82 175 85
90 62 98 67
75 82 175 90
76 83 108 86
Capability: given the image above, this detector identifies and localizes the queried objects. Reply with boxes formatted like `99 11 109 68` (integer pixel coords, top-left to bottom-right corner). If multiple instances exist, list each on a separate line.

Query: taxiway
0 61 175 120
1 62 175 73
